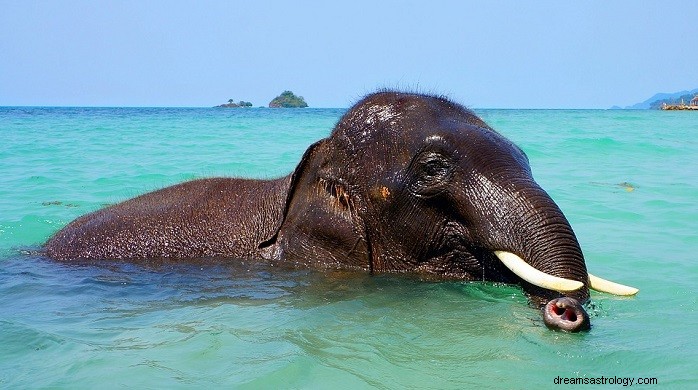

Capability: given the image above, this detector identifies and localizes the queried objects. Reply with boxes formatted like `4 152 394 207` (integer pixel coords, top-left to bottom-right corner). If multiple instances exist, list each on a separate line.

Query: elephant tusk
494 251 584 293
588 273 639 296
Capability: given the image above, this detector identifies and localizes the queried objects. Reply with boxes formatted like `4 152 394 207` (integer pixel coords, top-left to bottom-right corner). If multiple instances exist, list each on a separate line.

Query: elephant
45 91 637 332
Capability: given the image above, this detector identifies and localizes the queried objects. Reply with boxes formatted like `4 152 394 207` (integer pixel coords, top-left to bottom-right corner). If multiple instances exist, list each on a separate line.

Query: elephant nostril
551 305 578 322
552 305 566 316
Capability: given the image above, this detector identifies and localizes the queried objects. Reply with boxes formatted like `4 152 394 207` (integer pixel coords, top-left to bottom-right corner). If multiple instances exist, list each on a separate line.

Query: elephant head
262 91 637 332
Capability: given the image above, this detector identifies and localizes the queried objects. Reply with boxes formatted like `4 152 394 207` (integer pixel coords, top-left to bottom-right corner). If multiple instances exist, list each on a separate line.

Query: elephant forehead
362 103 402 127
333 103 407 147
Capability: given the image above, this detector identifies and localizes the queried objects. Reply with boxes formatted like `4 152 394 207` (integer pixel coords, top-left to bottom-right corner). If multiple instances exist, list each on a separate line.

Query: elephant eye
412 152 453 197
423 157 450 178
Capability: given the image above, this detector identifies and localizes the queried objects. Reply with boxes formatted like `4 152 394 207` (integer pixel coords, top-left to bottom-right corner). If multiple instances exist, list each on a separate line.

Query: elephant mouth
493 251 638 296
416 244 637 297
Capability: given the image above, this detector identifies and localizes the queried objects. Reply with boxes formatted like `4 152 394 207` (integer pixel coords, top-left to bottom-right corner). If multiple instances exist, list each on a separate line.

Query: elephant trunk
514 189 590 303
468 176 592 331
515 195 592 332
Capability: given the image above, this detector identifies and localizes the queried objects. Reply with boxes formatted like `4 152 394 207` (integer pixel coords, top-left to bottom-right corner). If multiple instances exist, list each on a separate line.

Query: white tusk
494 251 584 293
588 273 639 296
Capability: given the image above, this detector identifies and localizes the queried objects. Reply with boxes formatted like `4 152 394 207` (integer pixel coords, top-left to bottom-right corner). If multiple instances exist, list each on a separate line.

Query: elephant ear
257 139 327 252
257 138 370 268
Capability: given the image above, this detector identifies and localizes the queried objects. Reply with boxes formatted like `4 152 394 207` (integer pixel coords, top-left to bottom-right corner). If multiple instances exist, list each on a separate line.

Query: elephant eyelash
318 178 355 214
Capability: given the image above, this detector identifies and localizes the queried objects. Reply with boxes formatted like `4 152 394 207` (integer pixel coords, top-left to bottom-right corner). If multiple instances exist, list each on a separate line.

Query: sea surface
1 106 696 388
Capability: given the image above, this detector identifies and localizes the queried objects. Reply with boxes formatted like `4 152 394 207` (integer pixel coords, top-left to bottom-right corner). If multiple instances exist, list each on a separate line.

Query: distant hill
620 88 698 109
269 91 308 108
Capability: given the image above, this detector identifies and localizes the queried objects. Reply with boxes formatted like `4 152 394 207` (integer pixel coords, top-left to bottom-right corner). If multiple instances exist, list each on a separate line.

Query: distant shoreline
660 103 698 111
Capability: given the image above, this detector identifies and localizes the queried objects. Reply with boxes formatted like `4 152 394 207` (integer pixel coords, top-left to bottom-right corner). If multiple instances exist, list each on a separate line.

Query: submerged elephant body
46 91 636 332
46 177 290 260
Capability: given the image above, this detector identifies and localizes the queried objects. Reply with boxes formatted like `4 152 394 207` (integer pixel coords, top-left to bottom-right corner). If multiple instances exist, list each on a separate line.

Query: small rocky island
215 91 309 108
269 91 308 108
216 99 253 108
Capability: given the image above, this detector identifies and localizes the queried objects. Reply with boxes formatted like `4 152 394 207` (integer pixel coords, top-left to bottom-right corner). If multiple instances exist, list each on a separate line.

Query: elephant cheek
369 185 392 202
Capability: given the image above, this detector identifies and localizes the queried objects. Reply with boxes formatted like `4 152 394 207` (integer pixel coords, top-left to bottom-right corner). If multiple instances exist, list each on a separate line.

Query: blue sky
2 1 697 108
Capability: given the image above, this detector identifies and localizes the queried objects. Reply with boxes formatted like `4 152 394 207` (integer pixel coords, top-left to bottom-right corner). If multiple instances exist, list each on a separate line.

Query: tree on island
217 99 253 108
268 90 308 108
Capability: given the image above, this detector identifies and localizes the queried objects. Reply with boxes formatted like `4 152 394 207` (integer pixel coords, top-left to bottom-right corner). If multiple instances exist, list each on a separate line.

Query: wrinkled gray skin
46 91 591 332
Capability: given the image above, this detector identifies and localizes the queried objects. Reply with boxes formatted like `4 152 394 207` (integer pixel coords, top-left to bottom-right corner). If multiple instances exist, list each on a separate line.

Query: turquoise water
1 106 696 388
